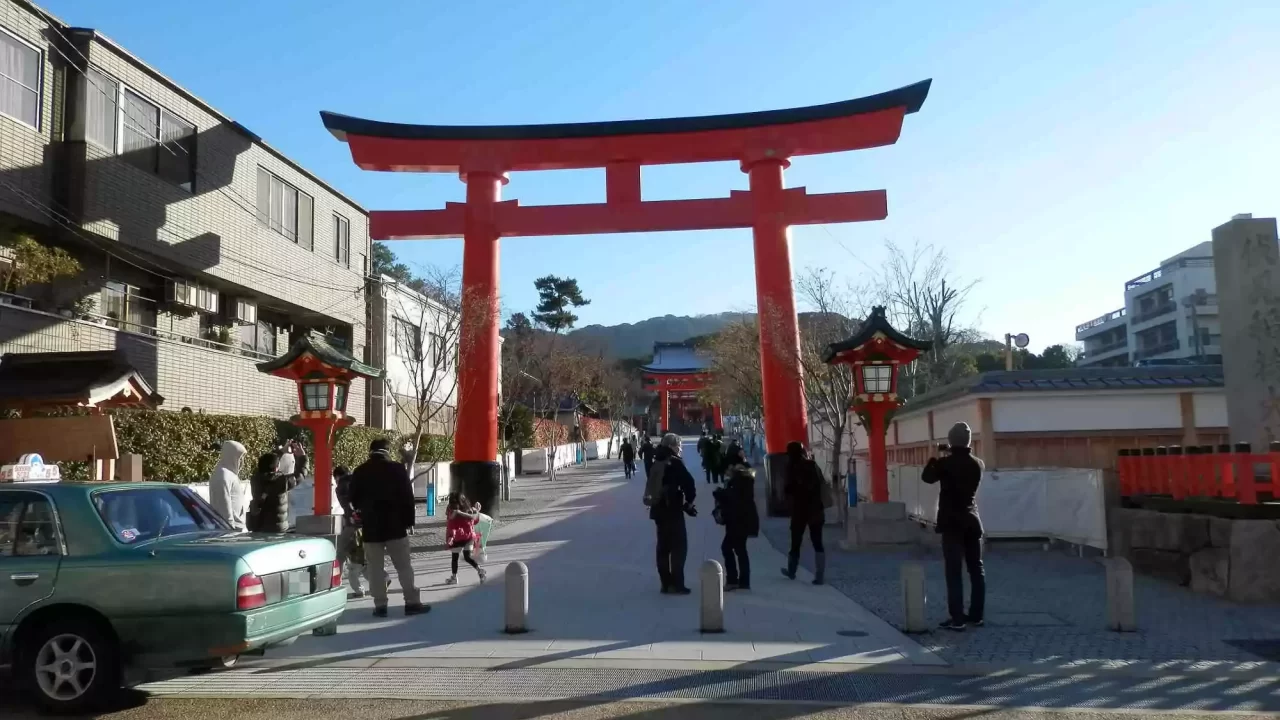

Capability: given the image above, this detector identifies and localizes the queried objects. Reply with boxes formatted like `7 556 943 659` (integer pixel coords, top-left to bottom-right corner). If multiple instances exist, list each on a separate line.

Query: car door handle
10 572 39 582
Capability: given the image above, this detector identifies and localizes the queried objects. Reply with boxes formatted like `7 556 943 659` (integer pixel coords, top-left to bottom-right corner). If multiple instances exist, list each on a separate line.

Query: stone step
848 518 922 546
856 501 908 523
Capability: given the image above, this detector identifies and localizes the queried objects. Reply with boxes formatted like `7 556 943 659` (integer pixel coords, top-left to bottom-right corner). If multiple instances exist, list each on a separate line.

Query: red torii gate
321 80 931 514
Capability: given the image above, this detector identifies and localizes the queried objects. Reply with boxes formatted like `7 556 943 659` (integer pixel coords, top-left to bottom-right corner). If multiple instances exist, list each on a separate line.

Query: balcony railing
1082 339 1129 358
1131 301 1177 324
1075 308 1127 337
0 291 33 309
1133 339 1180 360
1125 256 1214 291
78 311 280 362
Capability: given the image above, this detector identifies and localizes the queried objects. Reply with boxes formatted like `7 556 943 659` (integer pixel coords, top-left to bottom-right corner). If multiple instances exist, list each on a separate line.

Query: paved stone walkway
257 439 937 667
762 515 1280 673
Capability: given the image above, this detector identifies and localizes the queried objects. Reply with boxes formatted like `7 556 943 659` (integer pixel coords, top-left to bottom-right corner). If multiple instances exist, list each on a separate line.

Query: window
0 493 61 557
334 383 348 413
120 87 195 191
237 319 277 357
430 331 449 370
167 280 218 314
85 68 116 150
393 317 420 359
257 167 314 250
862 364 893 394
0 29 40 128
92 487 227 545
333 214 349 267
100 281 156 331
302 383 329 411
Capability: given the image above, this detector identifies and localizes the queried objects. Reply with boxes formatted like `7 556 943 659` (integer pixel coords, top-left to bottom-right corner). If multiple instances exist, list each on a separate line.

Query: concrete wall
377 279 457 432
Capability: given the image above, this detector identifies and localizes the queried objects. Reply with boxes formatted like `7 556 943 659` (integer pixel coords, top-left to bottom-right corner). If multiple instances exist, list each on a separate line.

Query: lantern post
822 307 931 504
258 333 384 538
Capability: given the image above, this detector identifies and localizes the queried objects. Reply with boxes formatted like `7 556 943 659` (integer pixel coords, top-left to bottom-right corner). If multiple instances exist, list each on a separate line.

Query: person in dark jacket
348 438 428 617
333 465 367 596
643 433 697 594
620 439 636 478
639 437 657 478
247 452 299 533
714 445 759 591
781 441 828 585
923 422 985 631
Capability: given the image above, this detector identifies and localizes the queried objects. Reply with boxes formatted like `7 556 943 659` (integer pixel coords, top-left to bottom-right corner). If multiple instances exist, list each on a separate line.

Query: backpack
643 459 668 507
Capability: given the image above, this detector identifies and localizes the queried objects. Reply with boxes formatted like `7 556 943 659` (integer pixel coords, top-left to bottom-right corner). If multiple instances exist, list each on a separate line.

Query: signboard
0 453 61 483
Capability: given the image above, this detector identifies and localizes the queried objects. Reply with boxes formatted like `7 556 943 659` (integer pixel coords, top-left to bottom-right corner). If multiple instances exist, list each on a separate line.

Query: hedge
35 409 452 483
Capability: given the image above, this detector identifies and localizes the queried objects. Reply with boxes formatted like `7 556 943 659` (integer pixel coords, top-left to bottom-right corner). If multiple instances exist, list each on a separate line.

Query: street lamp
1004 332 1030 371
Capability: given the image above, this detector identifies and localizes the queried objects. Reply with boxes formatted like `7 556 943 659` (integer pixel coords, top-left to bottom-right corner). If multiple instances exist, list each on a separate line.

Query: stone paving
761 515 1280 672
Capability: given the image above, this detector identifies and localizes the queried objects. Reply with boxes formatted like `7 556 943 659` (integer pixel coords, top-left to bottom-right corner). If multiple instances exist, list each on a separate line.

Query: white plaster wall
1193 391 1229 428
383 281 459 408
932 400 981 437
991 392 1181 432
897 414 930 444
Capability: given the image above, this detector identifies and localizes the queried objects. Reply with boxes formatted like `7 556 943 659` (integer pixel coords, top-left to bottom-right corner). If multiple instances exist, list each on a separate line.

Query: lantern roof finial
821 306 932 363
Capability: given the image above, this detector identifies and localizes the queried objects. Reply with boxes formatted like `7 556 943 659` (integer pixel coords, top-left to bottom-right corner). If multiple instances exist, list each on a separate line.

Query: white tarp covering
857 458 1107 550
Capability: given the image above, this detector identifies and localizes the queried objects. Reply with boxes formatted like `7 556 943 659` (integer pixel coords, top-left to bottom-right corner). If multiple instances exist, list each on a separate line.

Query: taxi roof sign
0 453 61 483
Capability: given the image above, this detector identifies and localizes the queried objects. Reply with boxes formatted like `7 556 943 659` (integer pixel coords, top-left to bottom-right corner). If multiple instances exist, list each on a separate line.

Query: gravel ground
760 517 1280 669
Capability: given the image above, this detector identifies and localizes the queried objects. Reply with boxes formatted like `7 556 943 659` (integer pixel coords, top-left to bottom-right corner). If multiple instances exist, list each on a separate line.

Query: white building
366 275 459 435
1076 241 1221 367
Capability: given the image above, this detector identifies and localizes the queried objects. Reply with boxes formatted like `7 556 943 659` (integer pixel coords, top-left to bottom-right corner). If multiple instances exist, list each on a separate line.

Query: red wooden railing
1117 442 1280 504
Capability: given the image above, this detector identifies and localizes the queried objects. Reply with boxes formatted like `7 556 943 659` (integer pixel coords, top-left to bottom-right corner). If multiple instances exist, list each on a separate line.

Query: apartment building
1076 240 1221 368
365 276 458 434
0 0 372 419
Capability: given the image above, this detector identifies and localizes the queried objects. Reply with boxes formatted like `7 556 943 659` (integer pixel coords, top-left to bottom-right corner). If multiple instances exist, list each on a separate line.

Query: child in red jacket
444 493 486 585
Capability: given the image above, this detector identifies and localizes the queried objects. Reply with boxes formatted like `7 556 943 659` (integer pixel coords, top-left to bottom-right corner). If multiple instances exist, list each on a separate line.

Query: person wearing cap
349 438 429 617
923 422 986 631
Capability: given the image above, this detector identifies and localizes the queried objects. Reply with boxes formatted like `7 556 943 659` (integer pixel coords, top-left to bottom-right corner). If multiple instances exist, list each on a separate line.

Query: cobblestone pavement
761 518 1280 671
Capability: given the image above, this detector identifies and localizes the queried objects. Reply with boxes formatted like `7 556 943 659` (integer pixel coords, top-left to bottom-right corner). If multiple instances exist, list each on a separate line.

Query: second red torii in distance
321 79 931 516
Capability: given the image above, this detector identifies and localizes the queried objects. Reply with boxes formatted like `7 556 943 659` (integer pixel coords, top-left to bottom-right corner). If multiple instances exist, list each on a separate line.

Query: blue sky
43 0 1280 352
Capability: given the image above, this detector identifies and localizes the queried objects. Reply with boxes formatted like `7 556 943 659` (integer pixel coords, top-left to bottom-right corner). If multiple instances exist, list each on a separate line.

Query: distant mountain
566 313 747 359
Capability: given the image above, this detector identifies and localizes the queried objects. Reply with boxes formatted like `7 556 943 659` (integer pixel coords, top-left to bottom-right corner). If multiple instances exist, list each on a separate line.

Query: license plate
284 569 311 599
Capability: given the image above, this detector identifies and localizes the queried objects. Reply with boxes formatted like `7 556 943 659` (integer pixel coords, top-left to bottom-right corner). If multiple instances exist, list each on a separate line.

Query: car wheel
21 617 120 714
188 654 239 674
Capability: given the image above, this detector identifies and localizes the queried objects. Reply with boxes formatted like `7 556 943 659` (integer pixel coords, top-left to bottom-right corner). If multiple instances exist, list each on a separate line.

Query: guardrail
1076 308 1126 336
1118 443 1280 504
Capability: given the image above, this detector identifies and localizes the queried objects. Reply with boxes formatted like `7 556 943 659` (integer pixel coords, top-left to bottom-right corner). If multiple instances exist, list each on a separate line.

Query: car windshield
92 486 229 545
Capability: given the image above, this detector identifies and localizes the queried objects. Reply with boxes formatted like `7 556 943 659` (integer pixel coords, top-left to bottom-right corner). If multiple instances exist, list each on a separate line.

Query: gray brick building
0 0 372 421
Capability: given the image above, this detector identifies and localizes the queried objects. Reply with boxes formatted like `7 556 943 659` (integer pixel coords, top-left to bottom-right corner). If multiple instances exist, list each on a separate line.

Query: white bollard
700 559 725 634
505 561 529 634
900 562 928 634
1105 557 1136 632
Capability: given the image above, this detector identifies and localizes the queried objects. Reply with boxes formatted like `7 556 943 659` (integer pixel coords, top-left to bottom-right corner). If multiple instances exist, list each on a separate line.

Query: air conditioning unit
166 280 219 314
219 297 257 326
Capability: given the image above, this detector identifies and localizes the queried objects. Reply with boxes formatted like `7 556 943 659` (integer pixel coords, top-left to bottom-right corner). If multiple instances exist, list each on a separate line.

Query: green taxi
0 479 347 713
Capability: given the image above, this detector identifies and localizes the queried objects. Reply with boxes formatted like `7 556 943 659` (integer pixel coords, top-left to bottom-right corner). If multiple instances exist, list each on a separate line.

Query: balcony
1131 300 1177 324
1125 256 1214 291
1075 308 1127 339
1133 339 1180 361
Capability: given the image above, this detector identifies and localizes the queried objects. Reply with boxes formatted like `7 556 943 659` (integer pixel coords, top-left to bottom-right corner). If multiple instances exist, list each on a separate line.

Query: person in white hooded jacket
209 440 248 531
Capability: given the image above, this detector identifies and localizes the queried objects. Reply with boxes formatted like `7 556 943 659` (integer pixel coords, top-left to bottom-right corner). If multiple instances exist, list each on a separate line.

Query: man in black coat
639 437 657 478
349 438 428 617
643 434 697 594
620 439 636 479
923 422 985 631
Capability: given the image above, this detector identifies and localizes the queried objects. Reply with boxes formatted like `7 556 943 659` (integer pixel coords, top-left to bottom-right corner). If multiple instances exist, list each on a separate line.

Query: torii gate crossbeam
321 80 931 516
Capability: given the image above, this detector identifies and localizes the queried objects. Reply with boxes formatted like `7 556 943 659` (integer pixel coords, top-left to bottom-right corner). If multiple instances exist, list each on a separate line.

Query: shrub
533 418 568 448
